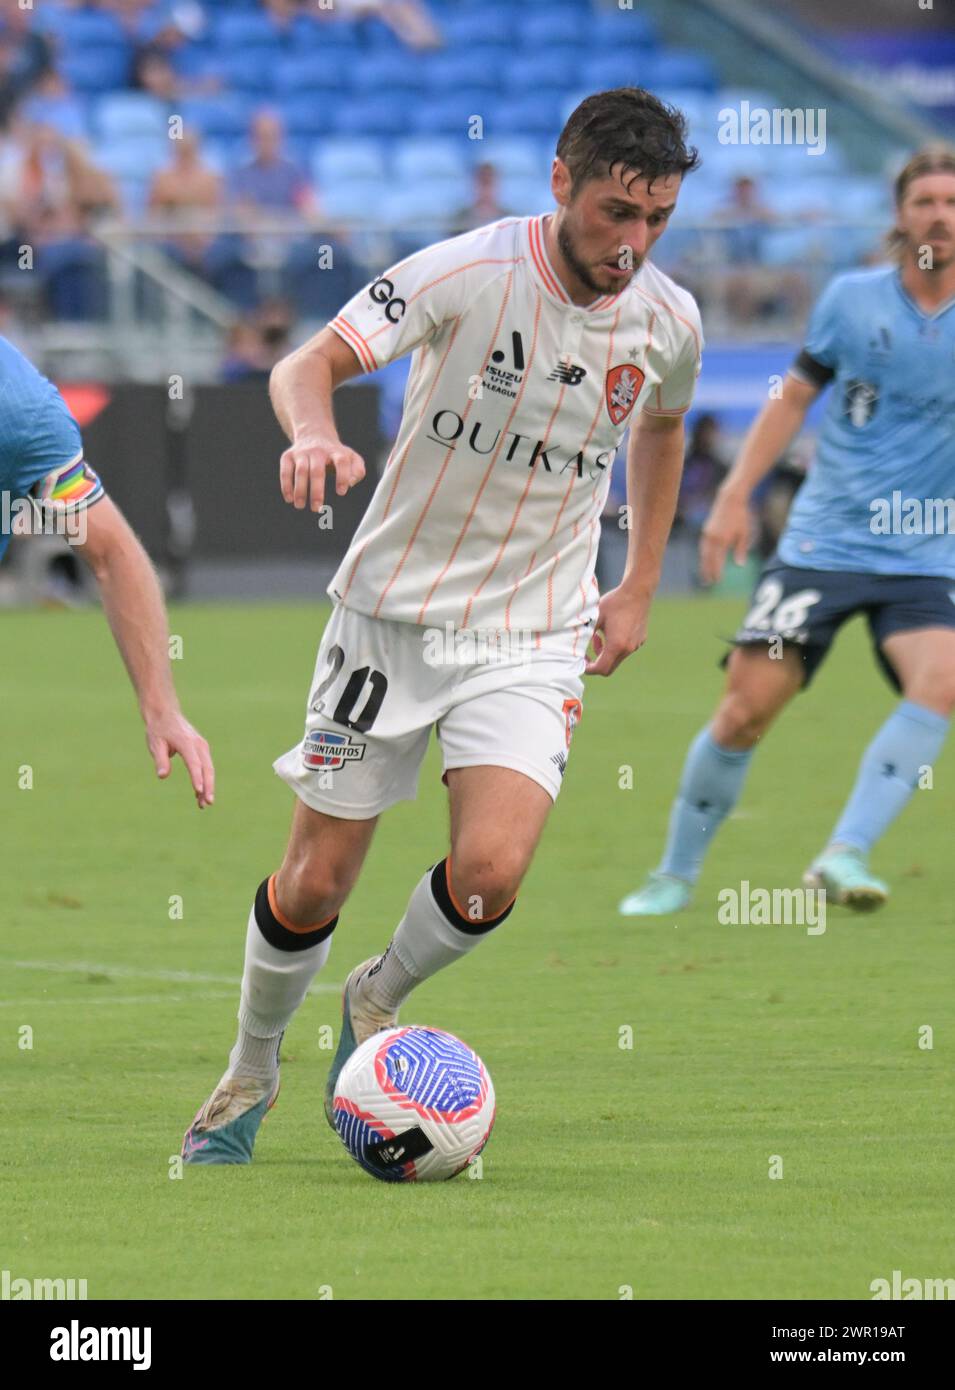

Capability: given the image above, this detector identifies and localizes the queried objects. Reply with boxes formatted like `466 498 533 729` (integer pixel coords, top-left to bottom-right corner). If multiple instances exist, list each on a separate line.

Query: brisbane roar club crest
605 364 645 426
562 697 583 748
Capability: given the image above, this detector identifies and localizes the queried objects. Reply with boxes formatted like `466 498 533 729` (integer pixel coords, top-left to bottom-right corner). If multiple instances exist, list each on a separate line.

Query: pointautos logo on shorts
50 1320 151 1370
303 730 366 771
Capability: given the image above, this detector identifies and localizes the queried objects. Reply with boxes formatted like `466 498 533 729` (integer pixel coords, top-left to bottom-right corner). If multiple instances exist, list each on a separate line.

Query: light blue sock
658 727 755 884
830 700 950 854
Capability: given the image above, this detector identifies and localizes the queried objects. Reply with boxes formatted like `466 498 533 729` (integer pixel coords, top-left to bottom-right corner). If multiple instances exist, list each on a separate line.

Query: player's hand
145 709 215 809
699 487 752 586
279 434 366 511
585 586 650 677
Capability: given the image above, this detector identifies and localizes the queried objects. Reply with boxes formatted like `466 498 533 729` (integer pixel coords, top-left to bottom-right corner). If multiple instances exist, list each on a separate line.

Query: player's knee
273 858 349 927
712 688 776 748
905 671 955 717
448 848 523 922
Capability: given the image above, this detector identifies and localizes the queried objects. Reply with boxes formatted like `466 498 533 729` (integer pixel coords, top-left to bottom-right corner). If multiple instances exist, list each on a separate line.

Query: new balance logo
550 751 568 778
548 362 587 385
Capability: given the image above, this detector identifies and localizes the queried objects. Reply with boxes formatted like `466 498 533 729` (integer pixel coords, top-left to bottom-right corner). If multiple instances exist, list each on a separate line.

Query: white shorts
273 604 587 819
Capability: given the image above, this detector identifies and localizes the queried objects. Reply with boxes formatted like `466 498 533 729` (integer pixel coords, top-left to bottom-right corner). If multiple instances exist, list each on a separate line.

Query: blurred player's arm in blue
699 375 821 586
700 276 843 585
72 496 215 809
587 411 686 677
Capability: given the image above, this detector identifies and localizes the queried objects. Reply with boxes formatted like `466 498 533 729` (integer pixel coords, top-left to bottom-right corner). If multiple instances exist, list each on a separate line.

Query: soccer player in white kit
183 88 704 1163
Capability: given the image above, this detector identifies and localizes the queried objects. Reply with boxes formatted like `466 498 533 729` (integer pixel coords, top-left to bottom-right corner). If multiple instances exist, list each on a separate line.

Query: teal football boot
323 956 397 1129
618 871 693 917
182 1073 280 1165
803 846 888 911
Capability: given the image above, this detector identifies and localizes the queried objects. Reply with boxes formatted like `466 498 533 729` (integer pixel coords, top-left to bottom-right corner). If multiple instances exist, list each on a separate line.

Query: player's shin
658 727 755 883
827 700 950 854
361 859 515 1014
229 875 338 1080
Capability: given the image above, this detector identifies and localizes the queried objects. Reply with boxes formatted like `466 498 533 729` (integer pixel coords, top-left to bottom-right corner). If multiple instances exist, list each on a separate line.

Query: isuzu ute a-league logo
483 331 525 399
605 364 645 425
303 731 366 771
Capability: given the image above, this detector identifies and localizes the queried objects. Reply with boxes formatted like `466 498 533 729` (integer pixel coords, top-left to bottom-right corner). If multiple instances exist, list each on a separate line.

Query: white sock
227 880 335 1081
361 861 513 1015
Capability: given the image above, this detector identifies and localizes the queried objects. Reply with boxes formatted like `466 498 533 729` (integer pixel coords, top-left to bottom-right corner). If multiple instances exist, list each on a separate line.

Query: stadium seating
8 0 887 321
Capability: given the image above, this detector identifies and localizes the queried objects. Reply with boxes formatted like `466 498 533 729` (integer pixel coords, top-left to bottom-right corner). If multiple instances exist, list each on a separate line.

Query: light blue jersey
0 335 101 563
779 266 955 580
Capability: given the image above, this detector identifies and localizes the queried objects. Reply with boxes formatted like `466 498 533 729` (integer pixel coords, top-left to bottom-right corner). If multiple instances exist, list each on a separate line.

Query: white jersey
328 214 702 634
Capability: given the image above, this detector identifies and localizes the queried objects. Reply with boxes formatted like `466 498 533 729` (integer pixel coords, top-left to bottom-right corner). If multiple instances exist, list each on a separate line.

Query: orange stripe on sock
268 874 337 934
444 856 517 926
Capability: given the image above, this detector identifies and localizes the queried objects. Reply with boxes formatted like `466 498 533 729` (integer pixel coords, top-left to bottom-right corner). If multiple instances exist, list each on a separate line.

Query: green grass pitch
2 596 953 1301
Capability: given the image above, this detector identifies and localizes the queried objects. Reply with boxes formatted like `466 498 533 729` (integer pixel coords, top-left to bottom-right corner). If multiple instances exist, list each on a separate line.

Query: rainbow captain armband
31 454 105 512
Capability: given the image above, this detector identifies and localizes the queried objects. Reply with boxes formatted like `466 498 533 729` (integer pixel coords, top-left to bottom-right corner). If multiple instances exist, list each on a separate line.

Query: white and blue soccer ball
332 1026 495 1182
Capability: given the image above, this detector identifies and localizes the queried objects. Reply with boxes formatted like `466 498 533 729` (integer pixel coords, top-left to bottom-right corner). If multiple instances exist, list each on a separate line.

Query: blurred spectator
230 109 319 220
0 122 118 318
18 69 87 142
319 0 443 51
132 45 180 101
716 175 808 325
716 176 775 264
221 298 293 383
452 163 509 235
148 127 222 269
204 111 322 307
0 0 53 129
677 413 726 535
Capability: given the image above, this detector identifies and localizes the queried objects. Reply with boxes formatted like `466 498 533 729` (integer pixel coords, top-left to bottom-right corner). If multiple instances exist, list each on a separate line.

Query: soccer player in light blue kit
621 146 955 914
0 335 214 806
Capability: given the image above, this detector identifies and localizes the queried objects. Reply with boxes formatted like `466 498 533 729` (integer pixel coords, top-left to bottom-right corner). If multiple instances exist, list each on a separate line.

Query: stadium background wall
78 381 382 565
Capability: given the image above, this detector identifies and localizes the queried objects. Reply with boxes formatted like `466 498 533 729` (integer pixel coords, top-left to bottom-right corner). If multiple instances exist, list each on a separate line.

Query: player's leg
324 645 578 1125
807 625 955 908
323 766 552 1125
183 802 377 1164
619 643 805 915
184 602 435 1162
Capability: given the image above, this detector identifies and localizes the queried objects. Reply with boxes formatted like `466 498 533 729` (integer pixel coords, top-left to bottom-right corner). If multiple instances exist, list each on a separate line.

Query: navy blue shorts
725 560 955 690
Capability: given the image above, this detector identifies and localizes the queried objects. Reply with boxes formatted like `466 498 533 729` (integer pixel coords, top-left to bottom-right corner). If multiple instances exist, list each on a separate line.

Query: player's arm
269 325 368 512
72 496 215 809
699 372 821 585
586 412 685 677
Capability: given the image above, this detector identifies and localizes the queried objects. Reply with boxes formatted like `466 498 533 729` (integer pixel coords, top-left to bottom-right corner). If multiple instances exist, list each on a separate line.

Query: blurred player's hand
586 586 650 677
145 710 215 809
699 487 752 585
279 435 366 511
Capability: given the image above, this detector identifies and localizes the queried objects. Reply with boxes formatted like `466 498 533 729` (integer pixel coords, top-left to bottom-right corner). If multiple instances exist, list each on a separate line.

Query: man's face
551 159 681 296
897 171 955 271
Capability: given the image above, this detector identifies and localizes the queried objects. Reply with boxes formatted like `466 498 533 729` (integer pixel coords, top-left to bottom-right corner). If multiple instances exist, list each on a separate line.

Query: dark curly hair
556 87 701 197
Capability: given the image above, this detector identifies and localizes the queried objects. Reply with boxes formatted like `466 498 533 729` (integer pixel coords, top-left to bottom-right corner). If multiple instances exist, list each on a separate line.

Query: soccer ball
331 1026 495 1182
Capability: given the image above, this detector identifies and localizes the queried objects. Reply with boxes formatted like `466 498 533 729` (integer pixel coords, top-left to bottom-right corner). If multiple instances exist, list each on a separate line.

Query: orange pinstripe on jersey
544 307 622 628
417 282 542 626
371 273 516 620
